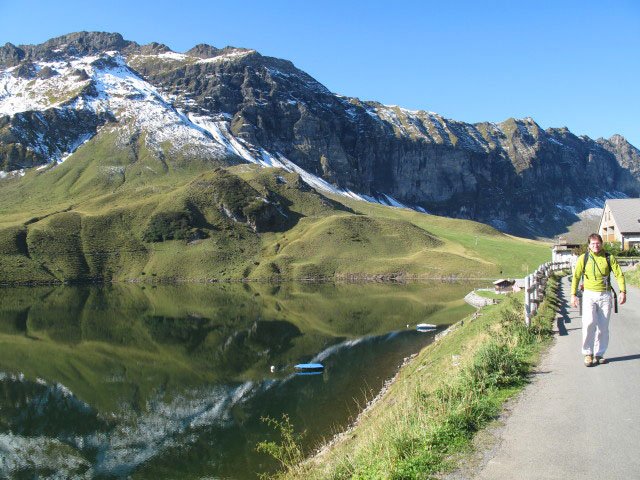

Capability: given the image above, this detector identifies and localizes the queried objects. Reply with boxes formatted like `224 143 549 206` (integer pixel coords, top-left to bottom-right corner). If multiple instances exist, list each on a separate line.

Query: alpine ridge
1 31 639 240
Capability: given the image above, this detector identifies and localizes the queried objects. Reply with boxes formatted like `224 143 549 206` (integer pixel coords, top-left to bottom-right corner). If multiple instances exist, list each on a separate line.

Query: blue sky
1 0 639 147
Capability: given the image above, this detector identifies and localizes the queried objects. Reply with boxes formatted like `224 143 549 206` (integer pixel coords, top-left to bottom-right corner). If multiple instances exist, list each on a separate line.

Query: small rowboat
416 323 437 332
294 363 324 372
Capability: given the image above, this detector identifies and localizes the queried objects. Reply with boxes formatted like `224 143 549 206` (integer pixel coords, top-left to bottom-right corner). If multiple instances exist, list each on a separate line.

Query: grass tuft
257 414 307 479
626 264 640 289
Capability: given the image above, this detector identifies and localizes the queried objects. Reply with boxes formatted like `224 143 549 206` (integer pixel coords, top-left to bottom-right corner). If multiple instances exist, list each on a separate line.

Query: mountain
0 32 633 283
2 32 639 237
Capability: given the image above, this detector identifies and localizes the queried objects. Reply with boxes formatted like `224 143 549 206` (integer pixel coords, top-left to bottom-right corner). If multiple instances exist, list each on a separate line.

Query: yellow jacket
571 252 626 295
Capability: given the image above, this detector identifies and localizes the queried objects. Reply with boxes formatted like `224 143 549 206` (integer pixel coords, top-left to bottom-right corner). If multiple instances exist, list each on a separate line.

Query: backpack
579 251 611 290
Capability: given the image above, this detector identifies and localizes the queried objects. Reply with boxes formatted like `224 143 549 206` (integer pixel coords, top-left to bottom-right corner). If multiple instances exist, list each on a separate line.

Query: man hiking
571 234 627 367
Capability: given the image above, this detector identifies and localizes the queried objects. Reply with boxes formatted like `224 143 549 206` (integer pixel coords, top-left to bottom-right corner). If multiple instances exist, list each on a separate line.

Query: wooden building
598 199 640 249
493 279 515 293
552 237 581 263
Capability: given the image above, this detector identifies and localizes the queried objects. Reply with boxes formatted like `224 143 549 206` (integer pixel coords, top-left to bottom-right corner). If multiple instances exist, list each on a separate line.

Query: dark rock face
185 44 252 59
72 68 90 80
0 32 168 68
139 42 172 55
13 61 37 79
36 66 58 79
185 44 221 59
598 135 640 186
8 32 136 65
0 42 25 66
1 108 115 170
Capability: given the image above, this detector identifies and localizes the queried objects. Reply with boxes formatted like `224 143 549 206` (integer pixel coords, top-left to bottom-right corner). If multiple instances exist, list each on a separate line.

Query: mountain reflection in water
0 281 483 479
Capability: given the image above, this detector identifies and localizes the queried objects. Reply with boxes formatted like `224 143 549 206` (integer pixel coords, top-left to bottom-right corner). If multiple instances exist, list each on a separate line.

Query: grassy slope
323 195 550 278
0 133 551 283
274 276 562 479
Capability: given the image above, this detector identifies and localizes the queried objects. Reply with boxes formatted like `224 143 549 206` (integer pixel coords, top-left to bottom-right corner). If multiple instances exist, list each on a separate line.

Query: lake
0 281 486 479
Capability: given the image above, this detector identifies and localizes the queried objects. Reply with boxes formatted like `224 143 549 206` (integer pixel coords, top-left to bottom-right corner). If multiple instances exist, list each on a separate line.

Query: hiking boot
584 355 594 367
595 356 607 364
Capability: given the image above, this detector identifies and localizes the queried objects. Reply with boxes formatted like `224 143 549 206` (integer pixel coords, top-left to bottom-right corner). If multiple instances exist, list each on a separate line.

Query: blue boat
294 363 324 372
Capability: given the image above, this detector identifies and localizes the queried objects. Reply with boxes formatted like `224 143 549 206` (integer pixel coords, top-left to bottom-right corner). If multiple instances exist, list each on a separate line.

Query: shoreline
0 275 503 287
309 308 484 462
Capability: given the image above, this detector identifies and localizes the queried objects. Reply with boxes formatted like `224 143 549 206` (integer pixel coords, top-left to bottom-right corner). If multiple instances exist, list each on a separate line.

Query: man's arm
610 255 627 304
571 254 585 308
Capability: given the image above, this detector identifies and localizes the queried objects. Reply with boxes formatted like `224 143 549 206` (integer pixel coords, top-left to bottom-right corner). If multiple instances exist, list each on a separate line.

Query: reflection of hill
0 282 477 409
0 282 480 478
1 328 439 479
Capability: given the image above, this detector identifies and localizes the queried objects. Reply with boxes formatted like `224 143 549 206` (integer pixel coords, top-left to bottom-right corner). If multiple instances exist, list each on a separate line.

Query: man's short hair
588 233 603 243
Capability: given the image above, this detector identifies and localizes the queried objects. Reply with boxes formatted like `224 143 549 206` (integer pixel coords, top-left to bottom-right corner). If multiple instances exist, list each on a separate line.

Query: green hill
0 137 550 283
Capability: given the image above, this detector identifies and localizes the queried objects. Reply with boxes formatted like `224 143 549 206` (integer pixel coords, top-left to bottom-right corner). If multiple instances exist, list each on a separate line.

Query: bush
573 242 638 257
617 247 640 257
603 243 640 257
142 211 195 242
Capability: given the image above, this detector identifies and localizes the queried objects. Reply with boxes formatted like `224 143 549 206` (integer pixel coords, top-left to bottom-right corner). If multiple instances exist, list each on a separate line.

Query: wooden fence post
524 275 531 327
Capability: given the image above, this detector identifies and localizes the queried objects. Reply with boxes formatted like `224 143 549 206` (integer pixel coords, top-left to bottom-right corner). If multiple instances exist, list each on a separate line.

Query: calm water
0 281 484 479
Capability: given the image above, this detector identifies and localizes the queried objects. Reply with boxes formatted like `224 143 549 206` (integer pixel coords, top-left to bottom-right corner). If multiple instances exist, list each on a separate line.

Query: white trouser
581 290 612 356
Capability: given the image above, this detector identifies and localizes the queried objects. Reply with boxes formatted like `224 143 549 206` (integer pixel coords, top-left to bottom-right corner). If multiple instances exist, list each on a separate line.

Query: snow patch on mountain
0 62 91 115
0 53 235 163
86 55 229 159
0 168 26 179
154 51 190 62
556 192 629 216
196 49 255 64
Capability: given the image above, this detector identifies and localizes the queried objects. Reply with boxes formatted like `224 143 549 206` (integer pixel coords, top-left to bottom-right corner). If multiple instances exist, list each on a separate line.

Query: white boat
416 323 437 331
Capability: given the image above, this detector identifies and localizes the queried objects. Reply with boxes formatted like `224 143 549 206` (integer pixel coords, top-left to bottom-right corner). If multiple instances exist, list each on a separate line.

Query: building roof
605 198 640 233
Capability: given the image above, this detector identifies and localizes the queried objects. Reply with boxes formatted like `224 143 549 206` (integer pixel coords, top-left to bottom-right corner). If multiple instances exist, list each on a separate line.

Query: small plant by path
626 263 640 288
257 414 307 479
